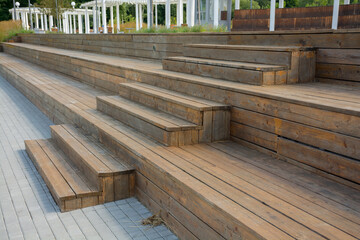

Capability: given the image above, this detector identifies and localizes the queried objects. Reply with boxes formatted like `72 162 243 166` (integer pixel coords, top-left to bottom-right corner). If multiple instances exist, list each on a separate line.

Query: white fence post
332 0 339 30
269 0 276 31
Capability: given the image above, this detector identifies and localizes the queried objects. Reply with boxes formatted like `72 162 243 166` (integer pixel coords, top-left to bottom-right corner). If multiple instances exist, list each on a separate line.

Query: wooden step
163 56 288 85
5 53 360 239
50 124 135 203
183 44 316 84
184 44 313 66
97 95 202 146
119 82 230 142
25 139 100 212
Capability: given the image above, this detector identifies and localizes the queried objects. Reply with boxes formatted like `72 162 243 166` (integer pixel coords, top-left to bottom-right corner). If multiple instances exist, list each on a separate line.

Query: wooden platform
2 43 360 184
0 52 359 239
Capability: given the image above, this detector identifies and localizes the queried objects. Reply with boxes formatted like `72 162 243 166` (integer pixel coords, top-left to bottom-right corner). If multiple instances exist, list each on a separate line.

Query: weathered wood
232 5 360 31
163 58 275 85
135 185 197 240
25 140 76 211
96 95 200 146
2 51 358 239
316 63 360 82
230 122 278 151
176 144 360 238
317 49 360 65
136 172 224 240
37 139 99 197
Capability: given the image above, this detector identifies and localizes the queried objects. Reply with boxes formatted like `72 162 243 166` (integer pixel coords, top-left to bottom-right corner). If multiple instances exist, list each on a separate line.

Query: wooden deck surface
0 52 359 239
5 42 360 116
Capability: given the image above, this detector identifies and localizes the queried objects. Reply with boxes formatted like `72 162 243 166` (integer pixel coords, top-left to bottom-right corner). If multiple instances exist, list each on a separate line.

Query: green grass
135 24 228 34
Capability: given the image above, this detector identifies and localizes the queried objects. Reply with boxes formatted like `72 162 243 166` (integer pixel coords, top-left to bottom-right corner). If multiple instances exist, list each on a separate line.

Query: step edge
97 96 200 131
121 82 230 111
163 57 288 71
184 43 315 51
60 124 135 173
50 125 114 177
25 139 77 201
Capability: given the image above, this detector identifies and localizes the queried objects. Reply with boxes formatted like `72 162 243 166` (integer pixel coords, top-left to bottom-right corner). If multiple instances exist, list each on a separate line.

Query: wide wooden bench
26 124 134 212
0 51 359 239
2 42 360 185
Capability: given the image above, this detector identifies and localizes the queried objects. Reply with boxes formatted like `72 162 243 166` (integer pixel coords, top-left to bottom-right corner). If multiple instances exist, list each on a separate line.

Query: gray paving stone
0 73 176 240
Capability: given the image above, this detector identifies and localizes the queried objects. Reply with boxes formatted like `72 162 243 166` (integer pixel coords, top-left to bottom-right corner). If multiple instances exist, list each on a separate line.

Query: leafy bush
135 24 227 34
0 20 33 42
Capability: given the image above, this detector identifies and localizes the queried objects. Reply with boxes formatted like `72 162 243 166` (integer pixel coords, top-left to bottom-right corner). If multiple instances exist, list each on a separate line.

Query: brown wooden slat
25 140 75 202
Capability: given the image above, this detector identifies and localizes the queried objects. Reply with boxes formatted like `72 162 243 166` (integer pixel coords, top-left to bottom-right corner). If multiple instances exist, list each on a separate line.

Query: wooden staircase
1 38 359 239
97 82 230 146
163 44 316 85
25 124 135 212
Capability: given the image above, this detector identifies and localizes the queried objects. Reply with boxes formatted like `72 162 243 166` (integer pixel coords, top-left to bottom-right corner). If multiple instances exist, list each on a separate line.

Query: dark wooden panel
234 4 360 19
233 5 360 31
278 137 360 184
317 48 360 65
316 63 360 81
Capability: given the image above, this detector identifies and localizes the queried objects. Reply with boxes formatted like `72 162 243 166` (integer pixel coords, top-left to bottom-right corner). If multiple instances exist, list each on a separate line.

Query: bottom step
26 139 100 212
25 124 136 212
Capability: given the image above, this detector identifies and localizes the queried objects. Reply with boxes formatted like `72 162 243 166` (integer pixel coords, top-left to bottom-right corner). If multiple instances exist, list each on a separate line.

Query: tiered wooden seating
0 52 359 239
97 82 230 146
2 42 360 183
162 44 315 85
26 124 134 212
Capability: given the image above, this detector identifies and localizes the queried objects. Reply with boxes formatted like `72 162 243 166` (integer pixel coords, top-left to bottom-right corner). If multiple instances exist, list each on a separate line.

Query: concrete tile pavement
0 75 177 240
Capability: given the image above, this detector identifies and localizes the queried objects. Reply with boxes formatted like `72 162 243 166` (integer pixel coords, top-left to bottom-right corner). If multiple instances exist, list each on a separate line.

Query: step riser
50 126 135 203
163 59 287 85
97 97 199 146
119 85 204 125
184 47 292 67
2 45 123 93
25 141 74 210
25 140 123 212
183 46 316 84
51 127 101 188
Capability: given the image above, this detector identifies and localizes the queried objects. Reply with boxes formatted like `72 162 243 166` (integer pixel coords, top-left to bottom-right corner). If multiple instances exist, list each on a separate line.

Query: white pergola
81 0 187 33
80 0 231 33
9 7 93 33
11 0 348 34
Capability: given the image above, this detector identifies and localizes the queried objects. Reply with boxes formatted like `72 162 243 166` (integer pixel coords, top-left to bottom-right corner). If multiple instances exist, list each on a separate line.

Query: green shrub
0 20 34 42
135 24 227 34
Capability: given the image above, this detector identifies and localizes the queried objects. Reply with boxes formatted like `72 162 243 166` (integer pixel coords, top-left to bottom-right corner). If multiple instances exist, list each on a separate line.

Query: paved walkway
0 75 177 240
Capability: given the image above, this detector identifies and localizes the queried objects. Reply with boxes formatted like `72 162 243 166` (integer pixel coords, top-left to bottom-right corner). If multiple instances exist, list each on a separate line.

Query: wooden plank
230 122 278 151
97 96 197 130
175 144 360 238
318 77 360 87
316 63 360 82
25 140 75 202
317 49 360 65
37 139 99 197
136 172 224 240
83 109 291 239
231 108 360 160
277 137 360 184
228 32 360 49
50 125 111 190
167 56 286 71
62 124 132 173
114 174 131 200
135 185 197 240
163 59 265 85
210 142 360 217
